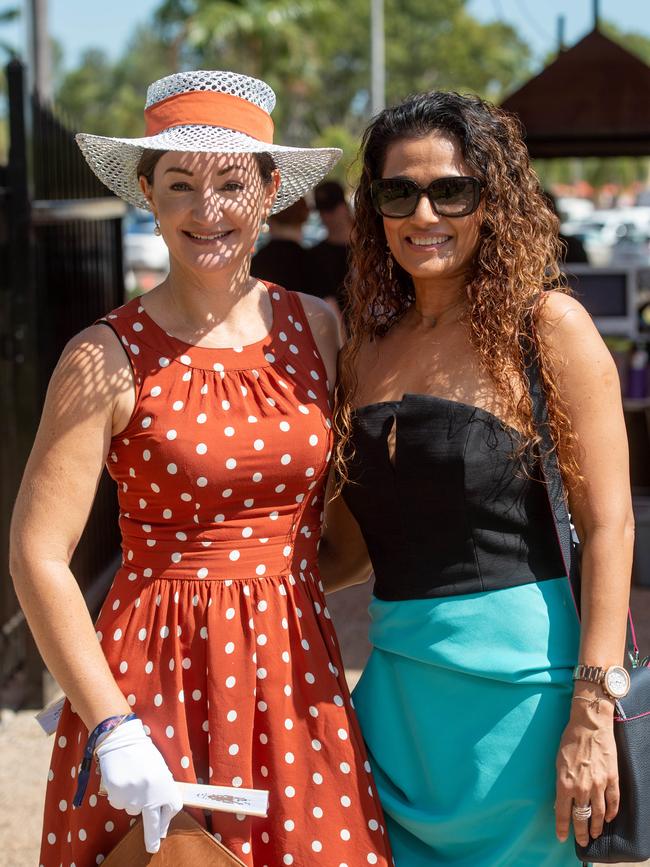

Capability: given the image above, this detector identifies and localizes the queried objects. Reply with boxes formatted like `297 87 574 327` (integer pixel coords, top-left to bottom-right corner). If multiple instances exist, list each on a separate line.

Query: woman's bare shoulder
296 292 341 345
49 322 133 415
535 290 595 339
534 289 617 382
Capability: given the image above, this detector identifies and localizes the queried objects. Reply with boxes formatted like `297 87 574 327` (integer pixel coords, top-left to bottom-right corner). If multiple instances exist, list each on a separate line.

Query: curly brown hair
335 91 579 488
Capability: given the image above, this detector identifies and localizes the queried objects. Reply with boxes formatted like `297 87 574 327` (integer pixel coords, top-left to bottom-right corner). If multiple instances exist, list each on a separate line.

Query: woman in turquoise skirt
319 92 633 865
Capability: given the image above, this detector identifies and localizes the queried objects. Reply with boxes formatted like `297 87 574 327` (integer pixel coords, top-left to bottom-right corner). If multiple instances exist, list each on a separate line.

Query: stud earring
153 218 161 236
260 219 270 235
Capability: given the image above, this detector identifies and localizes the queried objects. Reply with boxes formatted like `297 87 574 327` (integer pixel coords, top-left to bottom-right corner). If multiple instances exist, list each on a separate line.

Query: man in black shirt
251 197 309 292
305 181 353 315
543 191 589 263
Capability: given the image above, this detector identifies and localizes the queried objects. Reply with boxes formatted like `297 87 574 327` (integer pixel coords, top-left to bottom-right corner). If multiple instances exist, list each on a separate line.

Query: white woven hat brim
75 126 341 214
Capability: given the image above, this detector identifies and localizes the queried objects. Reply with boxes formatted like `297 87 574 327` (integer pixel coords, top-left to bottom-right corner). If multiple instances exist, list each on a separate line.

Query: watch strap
573 663 606 685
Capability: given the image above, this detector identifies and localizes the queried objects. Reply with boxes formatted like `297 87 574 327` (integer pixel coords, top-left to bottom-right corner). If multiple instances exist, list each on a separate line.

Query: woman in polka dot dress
10 70 392 867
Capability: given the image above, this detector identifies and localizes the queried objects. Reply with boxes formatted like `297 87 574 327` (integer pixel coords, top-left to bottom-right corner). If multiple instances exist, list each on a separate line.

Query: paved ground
1 581 648 866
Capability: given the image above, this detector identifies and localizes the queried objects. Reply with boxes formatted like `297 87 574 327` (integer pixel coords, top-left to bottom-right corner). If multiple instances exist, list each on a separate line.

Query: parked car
566 209 650 266
610 224 650 267
556 196 594 224
123 209 169 272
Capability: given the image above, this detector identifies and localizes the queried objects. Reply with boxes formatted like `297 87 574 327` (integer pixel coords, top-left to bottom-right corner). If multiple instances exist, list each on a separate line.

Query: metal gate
0 59 125 706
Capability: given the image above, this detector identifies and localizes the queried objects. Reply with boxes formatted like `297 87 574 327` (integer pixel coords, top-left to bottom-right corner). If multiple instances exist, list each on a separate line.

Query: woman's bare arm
9 325 135 730
538 291 633 845
319 469 373 593
539 291 633 671
297 292 341 395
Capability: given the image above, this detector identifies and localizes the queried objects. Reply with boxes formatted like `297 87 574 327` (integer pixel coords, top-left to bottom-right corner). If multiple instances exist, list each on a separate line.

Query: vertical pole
557 15 565 54
370 0 385 115
593 0 600 30
6 58 42 707
29 0 52 101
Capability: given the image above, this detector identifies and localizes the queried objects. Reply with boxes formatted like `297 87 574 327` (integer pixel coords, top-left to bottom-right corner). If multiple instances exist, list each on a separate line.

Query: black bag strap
523 325 640 659
523 341 582 613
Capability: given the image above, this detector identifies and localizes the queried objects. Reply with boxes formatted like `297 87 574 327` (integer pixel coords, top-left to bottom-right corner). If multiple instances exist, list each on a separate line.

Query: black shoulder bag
526 346 650 864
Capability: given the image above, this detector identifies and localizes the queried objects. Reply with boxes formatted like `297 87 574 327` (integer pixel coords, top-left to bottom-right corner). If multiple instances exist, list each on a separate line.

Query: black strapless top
342 393 565 601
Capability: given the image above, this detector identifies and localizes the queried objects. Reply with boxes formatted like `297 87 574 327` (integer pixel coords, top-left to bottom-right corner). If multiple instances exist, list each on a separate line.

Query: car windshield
124 211 155 234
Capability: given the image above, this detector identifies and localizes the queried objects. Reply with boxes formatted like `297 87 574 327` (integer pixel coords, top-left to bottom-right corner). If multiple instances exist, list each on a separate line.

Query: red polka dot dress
39 285 393 867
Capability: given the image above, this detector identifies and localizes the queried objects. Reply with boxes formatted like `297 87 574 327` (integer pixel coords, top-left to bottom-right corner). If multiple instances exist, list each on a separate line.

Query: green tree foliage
601 20 650 65
383 1 530 103
0 5 19 58
181 0 327 143
56 26 176 136
536 156 650 193
178 0 531 140
0 5 21 161
312 124 365 187
54 0 530 150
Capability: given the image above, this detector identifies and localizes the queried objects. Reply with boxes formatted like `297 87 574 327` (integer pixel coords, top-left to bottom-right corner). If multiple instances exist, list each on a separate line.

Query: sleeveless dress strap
95 299 152 402
284 290 330 384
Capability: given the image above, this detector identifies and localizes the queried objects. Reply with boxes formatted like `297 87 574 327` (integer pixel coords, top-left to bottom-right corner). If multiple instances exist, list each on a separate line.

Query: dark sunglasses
371 176 483 219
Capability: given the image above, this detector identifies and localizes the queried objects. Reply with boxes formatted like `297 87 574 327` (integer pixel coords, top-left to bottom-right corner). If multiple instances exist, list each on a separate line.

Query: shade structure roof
501 29 650 158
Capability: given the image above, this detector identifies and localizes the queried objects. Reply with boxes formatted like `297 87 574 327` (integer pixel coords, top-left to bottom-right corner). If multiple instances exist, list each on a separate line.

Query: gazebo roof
501 28 650 158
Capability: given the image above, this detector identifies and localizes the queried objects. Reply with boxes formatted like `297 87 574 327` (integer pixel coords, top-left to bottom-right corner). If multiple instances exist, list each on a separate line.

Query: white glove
96 718 183 854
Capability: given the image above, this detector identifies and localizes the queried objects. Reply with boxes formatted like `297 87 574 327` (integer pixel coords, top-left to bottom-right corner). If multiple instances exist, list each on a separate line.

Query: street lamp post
370 0 385 115
29 0 52 101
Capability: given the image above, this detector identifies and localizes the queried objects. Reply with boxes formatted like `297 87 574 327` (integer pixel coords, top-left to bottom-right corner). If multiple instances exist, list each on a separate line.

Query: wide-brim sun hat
75 70 342 215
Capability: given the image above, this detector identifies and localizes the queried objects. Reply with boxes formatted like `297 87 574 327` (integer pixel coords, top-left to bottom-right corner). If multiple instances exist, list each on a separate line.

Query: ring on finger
572 803 592 821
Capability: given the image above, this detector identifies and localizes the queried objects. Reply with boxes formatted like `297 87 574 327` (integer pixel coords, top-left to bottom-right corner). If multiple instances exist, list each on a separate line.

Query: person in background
250 196 309 292
305 180 353 317
544 191 589 263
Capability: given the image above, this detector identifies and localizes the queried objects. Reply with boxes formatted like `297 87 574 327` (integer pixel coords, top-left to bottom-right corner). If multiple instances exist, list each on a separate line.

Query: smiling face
380 132 482 291
140 150 279 277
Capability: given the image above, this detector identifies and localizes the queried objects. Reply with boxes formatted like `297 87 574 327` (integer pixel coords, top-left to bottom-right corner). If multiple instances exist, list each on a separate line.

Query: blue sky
3 0 650 71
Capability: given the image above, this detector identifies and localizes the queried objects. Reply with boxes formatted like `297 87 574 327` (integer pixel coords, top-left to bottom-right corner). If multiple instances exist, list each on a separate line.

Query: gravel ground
1 581 648 866
0 706 54 867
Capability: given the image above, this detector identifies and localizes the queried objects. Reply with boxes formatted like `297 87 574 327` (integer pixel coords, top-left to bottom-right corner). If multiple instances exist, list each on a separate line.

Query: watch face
605 666 630 698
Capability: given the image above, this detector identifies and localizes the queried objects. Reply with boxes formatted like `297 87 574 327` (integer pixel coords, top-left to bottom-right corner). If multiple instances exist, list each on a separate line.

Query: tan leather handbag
101 810 246 866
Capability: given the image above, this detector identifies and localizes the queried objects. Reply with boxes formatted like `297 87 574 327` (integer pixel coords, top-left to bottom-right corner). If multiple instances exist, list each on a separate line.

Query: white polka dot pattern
39 285 391 867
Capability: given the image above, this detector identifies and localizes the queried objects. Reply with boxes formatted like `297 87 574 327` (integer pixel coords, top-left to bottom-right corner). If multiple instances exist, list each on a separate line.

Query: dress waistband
120 533 320 581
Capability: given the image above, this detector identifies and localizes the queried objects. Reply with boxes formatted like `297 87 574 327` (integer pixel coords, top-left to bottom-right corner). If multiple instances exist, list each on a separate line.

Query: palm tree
153 0 326 144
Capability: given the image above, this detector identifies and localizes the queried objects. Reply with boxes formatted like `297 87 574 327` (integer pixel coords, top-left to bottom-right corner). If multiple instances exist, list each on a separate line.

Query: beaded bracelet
73 712 136 807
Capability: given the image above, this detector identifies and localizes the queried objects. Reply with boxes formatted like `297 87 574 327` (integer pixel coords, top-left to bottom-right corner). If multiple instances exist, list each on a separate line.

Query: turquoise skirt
353 578 585 866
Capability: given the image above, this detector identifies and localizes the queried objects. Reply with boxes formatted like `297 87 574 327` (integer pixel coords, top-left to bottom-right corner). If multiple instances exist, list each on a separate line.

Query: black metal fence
0 59 125 706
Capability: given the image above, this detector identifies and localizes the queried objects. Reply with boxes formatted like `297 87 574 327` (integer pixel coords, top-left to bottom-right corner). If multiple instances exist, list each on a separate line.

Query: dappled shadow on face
149 150 275 279
44 153 278 442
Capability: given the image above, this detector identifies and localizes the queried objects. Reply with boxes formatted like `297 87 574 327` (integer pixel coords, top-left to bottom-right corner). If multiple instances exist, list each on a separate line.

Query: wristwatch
573 664 631 699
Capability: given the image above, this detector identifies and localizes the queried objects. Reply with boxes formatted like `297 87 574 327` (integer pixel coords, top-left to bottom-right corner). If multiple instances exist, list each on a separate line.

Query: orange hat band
144 90 274 142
